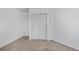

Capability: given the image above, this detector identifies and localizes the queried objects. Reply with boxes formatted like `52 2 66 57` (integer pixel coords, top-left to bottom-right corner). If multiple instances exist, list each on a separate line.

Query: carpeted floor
0 36 77 51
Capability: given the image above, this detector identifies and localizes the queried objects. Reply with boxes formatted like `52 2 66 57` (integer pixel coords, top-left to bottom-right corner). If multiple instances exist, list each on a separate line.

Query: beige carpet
0 36 77 51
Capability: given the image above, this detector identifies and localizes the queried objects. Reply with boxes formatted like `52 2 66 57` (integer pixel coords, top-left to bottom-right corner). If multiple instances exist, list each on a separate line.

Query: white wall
48 8 79 50
47 9 55 41
16 9 29 36
0 8 29 48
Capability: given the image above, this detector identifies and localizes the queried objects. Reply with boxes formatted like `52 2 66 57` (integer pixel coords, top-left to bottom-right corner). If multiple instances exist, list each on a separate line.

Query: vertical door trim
29 8 32 40
47 9 50 41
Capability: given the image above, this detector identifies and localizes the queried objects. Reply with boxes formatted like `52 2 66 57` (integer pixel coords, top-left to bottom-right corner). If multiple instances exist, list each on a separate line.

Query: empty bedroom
0 8 78 51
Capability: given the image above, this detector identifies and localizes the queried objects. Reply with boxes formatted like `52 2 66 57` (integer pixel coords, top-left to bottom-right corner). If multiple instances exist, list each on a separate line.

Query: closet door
30 13 47 40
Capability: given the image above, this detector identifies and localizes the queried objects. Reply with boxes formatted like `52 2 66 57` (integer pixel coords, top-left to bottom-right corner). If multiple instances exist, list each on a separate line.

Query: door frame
29 8 48 40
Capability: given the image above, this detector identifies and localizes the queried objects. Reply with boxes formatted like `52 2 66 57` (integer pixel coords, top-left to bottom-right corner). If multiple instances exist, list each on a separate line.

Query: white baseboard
0 35 24 48
51 39 79 50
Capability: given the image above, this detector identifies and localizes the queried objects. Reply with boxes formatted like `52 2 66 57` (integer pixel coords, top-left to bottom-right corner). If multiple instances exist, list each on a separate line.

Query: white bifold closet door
30 13 47 40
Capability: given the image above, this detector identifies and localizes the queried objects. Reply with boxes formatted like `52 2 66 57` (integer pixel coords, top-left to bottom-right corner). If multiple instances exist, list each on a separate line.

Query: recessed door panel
30 14 47 40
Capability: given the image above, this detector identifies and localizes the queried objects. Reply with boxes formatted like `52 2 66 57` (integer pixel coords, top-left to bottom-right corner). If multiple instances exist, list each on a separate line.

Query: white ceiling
16 8 29 13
